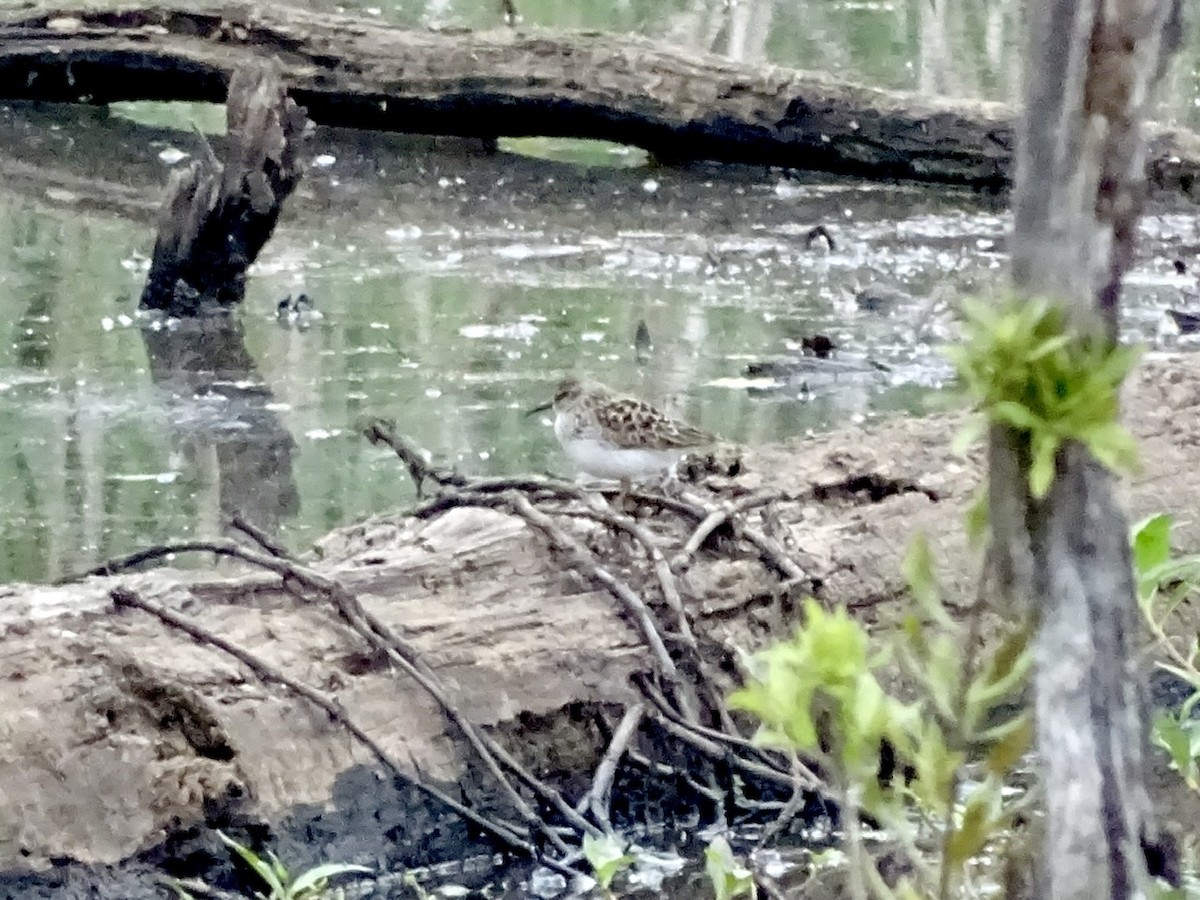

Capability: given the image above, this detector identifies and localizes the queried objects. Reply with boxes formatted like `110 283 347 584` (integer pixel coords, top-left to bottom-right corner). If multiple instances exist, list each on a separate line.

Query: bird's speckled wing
592 397 714 450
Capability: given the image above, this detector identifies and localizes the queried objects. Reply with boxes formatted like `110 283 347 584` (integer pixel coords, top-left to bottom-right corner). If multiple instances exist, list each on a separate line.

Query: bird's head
526 376 584 417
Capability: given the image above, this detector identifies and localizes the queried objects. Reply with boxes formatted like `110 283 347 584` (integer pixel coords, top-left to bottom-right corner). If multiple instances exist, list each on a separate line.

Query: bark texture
0 3 1196 190
997 0 1183 896
139 59 310 312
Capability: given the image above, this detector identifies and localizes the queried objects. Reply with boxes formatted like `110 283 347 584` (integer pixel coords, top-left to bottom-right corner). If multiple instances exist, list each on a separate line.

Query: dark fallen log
0 3 1197 192
139 60 310 312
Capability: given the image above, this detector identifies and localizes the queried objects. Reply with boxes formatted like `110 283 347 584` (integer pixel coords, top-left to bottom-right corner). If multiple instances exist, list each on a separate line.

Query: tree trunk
995 0 1183 896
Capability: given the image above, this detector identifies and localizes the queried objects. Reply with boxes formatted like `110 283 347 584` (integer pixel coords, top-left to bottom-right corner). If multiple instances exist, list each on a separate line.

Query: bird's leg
617 475 634 513
660 461 684 497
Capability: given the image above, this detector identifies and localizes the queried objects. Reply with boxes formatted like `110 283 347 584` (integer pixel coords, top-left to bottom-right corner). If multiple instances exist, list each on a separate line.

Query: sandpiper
531 377 715 482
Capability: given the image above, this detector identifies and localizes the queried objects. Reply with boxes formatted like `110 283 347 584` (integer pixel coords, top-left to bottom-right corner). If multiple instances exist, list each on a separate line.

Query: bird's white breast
561 437 684 481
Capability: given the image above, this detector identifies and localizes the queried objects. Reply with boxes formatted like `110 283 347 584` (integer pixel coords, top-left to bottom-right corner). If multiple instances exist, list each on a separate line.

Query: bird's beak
525 400 553 417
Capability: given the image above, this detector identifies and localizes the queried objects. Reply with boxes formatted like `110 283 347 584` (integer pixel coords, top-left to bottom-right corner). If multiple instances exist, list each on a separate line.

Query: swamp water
1 108 1197 585
2 0 1200 584
1 0 1200 895
2 0 1199 585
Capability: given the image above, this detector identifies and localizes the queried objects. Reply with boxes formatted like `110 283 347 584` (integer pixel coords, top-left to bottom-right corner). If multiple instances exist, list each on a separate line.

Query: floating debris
1167 309 1200 334
855 283 912 314
804 224 836 252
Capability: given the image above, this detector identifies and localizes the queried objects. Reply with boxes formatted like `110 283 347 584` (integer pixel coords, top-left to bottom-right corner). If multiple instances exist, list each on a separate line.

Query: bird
530 377 715 482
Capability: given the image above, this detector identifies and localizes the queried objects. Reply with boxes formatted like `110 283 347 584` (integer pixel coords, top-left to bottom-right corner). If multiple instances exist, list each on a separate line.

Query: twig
229 515 290 558
678 489 809 581
936 565 998 900
190 121 222 168
408 477 578 520
673 492 775 567
500 492 703 726
645 709 794 790
576 703 645 828
409 482 796 776
158 874 245 900
362 418 467 495
60 539 305 584
752 869 791 900
677 508 730 565
757 756 817 847
107 586 557 870
637 676 815 783
88 539 591 853
556 502 698 651
323 585 600 843
562 501 757 743
842 782 870 900
624 487 709 520
738 523 809 581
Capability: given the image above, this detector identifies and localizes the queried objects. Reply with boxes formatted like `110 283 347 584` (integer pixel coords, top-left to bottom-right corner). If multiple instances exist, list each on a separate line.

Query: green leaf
1028 433 1058 498
217 832 288 897
1181 684 1200 720
901 535 954 629
1084 421 1139 474
1026 334 1072 360
990 400 1043 431
964 488 989 546
582 833 634 891
983 713 1033 776
951 416 986 455
1131 514 1173 594
266 851 289 887
967 628 1033 718
945 784 1000 867
909 720 963 811
1152 712 1197 786
163 880 198 900
893 879 926 900
981 625 1032 683
704 836 756 900
289 863 374 896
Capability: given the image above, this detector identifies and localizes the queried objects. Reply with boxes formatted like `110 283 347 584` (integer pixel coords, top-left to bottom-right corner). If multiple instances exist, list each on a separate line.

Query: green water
0 0 1197 583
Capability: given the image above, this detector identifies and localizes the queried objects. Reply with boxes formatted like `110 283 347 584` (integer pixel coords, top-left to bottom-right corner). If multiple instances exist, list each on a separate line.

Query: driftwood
139 60 310 312
1 3 1200 193
0 360 1199 895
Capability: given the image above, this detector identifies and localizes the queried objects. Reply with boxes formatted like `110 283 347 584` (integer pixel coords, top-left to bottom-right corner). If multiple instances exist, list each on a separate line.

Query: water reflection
140 315 300 540
0 0 1196 583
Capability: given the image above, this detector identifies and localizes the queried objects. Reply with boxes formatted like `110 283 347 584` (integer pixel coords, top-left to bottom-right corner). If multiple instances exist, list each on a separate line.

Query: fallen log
1 3 1199 192
1 359 1199 895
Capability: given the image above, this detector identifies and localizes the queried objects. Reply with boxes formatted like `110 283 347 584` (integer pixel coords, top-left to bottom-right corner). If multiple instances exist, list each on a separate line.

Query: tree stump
139 61 310 314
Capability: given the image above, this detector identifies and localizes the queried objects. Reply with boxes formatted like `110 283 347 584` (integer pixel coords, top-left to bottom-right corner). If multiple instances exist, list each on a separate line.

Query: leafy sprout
704 836 756 900
217 831 372 900
945 297 1139 496
581 833 635 897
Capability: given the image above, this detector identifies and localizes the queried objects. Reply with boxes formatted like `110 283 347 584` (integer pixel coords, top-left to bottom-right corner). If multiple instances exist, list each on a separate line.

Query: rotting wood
139 58 310 312
1 3 1199 193
70 468 812 881
107 584 541 862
